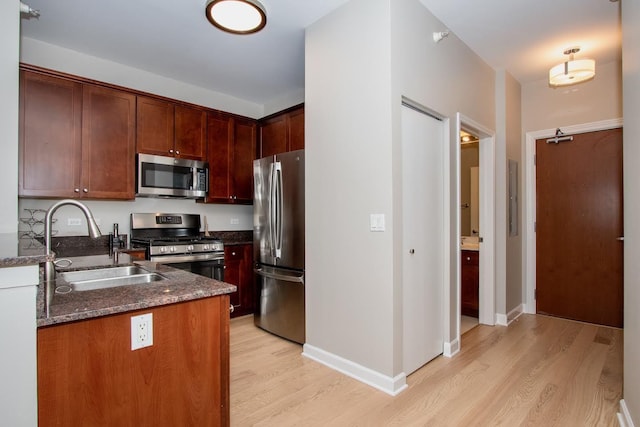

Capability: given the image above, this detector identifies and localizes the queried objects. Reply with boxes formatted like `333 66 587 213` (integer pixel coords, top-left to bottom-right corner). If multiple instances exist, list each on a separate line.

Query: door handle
616 236 624 241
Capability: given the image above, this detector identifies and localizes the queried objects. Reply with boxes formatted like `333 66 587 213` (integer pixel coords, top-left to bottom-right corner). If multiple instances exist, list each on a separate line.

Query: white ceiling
19 0 622 107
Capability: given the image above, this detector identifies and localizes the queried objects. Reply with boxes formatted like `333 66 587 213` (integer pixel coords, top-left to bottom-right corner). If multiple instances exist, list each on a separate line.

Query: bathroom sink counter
38 255 236 327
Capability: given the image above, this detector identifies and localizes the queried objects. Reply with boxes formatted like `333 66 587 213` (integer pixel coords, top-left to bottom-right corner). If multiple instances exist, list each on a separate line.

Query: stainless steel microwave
136 154 208 198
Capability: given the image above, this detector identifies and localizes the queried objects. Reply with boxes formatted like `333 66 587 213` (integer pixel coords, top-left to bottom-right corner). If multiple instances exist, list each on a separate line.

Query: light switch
370 214 385 232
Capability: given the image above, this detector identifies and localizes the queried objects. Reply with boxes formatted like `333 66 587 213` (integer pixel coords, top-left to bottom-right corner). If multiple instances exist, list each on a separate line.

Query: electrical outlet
131 313 153 351
68 218 81 226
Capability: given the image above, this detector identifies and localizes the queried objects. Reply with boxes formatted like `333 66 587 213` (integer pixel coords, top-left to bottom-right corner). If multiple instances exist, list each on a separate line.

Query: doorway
457 114 496 343
535 128 623 327
524 119 624 318
401 101 445 375
460 130 480 334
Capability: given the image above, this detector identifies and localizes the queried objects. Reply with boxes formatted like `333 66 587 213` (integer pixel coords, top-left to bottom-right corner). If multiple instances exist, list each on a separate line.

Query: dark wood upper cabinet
136 96 174 156
136 97 206 160
19 70 135 200
81 84 136 199
288 106 305 152
205 112 256 204
258 105 304 158
174 105 207 160
19 71 83 198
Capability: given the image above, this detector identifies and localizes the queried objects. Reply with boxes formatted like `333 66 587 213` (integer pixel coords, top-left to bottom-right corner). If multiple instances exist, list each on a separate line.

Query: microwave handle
205 167 209 193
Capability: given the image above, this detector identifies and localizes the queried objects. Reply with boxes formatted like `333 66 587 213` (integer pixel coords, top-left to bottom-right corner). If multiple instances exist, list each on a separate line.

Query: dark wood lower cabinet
461 250 479 318
37 296 230 427
225 244 254 318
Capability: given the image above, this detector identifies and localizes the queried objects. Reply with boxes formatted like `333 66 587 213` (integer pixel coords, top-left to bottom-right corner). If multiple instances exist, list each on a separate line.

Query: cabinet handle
74 188 80 193
83 188 88 193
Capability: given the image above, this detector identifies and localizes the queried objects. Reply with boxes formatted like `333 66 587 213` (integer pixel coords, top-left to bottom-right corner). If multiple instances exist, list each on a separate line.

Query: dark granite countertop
38 254 236 327
0 233 53 267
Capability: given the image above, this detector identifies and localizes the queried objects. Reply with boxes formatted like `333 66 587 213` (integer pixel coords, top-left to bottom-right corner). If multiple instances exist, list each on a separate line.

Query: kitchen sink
55 266 166 293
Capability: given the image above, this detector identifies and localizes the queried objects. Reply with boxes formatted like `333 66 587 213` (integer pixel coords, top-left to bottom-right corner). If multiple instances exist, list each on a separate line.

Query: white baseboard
443 338 459 357
619 399 636 427
495 304 524 327
302 344 408 396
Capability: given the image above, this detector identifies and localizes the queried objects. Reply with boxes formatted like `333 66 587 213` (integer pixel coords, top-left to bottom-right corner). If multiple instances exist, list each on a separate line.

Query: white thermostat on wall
370 214 385 232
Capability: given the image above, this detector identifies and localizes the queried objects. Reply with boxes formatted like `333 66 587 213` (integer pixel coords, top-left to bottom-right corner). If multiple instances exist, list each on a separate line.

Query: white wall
305 0 396 379
0 0 20 234
498 70 523 317
622 1 640 424
305 0 497 390
19 199 252 238
522 60 622 133
390 0 496 364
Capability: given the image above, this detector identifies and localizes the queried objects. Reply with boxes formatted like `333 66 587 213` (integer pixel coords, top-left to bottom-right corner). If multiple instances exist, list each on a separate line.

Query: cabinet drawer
461 250 479 266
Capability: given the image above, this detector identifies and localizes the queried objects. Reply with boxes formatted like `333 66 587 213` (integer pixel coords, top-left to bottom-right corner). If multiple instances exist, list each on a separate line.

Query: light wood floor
230 314 622 426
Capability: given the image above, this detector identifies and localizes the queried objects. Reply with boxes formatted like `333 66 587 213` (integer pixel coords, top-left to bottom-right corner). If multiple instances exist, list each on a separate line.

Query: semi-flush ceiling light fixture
549 47 595 87
205 0 267 34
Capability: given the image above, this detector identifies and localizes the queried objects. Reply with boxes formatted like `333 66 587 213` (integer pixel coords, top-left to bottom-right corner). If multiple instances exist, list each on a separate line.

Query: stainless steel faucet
44 199 102 316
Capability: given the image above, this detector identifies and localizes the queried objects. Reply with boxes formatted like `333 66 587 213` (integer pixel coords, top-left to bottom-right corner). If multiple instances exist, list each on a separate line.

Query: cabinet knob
232 252 236 256
229 304 235 313
74 188 80 193
467 257 471 261
83 188 88 193
175 150 180 155
169 149 174 154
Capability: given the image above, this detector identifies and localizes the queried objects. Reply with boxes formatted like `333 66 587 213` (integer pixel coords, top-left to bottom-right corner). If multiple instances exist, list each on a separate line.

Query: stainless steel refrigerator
253 149 305 344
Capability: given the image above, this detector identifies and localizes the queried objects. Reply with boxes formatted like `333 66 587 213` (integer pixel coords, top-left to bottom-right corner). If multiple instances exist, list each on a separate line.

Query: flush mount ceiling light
549 47 595 87
205 0 267 35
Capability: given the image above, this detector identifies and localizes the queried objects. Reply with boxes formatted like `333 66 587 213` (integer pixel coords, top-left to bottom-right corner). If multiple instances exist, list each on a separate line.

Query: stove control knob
187 245 194 252
170 246 176 252
203 244 209 251
160 247 167 254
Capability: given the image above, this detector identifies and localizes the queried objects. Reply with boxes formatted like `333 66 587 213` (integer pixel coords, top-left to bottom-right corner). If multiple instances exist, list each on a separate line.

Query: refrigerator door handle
254 268 304 284
268 162 277 258
274 161 283 259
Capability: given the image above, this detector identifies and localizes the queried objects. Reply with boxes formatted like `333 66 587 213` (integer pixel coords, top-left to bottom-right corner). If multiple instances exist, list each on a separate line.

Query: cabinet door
136 96 174 156
232 118 256 203
259 115 287 158
461 250 479 317
225 244 255 317
206 112 233 202
175 105 206 160
19 71 82 197
81 84 136 199
288 107 305 152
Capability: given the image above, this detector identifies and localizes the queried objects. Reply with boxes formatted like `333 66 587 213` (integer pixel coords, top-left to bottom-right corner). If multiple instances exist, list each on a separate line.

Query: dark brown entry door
536 128 623 327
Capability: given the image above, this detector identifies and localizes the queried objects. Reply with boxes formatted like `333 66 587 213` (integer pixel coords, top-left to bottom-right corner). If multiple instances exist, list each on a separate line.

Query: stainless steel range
130 213 224 281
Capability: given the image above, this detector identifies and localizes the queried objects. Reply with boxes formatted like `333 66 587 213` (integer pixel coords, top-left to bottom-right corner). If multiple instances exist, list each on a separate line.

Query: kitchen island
1 235 236 427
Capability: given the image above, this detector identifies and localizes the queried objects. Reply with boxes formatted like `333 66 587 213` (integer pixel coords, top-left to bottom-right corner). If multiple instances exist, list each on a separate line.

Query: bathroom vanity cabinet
461 250 479 317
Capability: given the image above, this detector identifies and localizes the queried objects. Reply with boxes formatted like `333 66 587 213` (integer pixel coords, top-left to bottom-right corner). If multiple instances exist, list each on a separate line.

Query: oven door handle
254 268 304 284
150 253 224 264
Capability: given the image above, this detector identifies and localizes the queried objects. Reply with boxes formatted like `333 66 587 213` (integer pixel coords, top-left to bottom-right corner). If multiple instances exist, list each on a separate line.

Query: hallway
230 314 622 426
